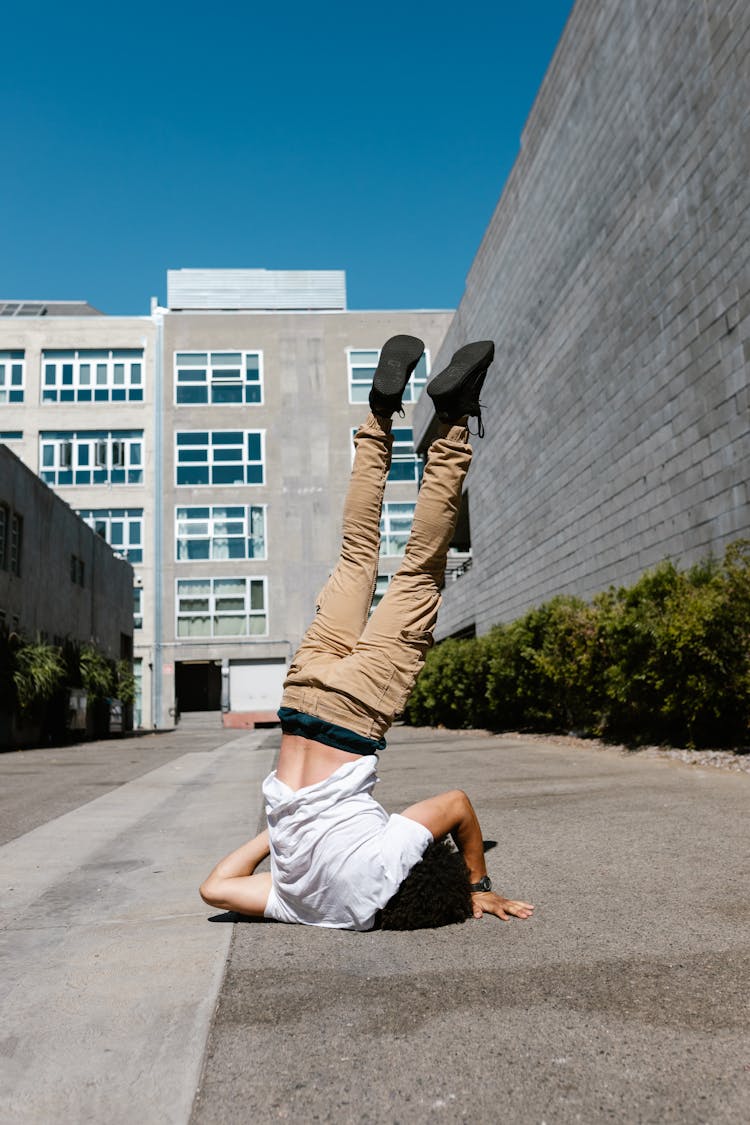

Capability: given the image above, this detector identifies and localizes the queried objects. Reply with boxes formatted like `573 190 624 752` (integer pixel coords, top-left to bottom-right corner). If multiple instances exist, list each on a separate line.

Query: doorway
175 661 222 714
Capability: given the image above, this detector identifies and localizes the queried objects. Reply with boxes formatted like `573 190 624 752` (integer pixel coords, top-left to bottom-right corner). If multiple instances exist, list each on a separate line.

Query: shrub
404 540 750 748
12 642 66 713
80 644 115 701
115 660 136 706
486 597 601 733
404 635 491 729
593 561 684 743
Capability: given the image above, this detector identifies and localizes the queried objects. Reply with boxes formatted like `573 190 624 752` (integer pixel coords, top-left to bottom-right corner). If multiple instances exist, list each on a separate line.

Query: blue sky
1 1 574 314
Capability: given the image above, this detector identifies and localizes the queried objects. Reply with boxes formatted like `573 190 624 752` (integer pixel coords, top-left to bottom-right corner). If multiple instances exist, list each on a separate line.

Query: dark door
175 661 222 713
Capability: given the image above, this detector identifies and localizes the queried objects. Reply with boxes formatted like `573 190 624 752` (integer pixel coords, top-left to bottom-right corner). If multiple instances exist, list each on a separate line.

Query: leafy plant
80 644 115 701
404 540 750 748
115 660 136 706
12 642 66 712
405 635 491 728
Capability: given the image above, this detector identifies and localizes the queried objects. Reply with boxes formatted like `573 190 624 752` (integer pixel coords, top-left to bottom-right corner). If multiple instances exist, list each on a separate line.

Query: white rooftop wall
167 269 347 311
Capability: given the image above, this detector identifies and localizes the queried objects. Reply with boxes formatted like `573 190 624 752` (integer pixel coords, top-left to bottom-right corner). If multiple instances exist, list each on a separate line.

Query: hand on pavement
471 891 534 921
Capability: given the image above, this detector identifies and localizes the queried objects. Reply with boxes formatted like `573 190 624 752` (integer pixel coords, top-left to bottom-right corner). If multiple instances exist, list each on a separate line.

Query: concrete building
414 0 750 640
1 300 156 726
0 443 133 746
1 272 453 728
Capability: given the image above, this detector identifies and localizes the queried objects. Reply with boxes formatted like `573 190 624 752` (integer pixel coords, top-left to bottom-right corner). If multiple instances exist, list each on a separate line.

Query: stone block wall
415 0 750 637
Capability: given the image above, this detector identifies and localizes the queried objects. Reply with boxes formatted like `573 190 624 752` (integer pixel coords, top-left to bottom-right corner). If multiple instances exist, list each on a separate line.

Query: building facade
1 273 453 727
0 443 133 746
414 0 750 640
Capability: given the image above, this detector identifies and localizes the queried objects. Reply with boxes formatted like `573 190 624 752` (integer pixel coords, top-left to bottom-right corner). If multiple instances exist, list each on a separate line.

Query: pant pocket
385 629 434 715
327 651 395 715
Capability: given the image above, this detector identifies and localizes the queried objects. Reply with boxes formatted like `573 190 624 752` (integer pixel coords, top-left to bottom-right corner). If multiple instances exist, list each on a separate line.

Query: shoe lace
467 402 485 439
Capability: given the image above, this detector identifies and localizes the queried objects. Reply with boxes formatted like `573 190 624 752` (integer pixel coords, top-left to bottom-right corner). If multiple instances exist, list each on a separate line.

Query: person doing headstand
200 337 534 930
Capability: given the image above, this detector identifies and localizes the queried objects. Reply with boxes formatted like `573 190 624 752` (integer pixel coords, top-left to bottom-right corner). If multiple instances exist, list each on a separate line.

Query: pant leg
289 421 472 738
281 413 393 700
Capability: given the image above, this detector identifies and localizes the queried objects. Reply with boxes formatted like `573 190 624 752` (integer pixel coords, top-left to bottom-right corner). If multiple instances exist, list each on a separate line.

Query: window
175 431 264 486
0 431 23 442
70 554 85 586
78 509 144 564
133 658 143 727
350 426 422 483
347 348 429 404
0 504 7 569
41 349 144 402
175 351 262 405
390 427 422 482
370 574 391 613
0 352 24 403
380 502 415 556
176 505 266 561
10 514 22 576
176 576 267 637
133 587 143 629
40 431 144 486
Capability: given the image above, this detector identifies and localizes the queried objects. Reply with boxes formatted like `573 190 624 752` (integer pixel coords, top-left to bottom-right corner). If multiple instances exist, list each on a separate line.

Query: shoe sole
426 340 495 404
372 334 425 397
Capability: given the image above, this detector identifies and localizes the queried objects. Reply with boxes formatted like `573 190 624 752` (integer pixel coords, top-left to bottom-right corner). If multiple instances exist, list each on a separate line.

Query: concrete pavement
0 729 274 1124
1 726 748 1123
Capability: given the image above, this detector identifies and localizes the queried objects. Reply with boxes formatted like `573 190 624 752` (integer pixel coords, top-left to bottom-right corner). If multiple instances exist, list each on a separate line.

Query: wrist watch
470 875 492 893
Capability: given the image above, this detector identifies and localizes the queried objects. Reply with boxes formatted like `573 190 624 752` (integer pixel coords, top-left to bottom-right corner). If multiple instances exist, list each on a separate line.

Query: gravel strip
494 730 750 774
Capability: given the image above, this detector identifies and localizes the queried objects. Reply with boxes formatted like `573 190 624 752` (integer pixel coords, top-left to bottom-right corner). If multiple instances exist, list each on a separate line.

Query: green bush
80 644 115 701
115 659 136 706
12 642 66 713
487 597 601 733
404 635 491 729
404 540 750 748
593 560 685 743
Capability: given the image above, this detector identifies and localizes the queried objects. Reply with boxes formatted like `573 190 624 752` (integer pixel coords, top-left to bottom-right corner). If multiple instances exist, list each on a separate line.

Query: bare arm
199 829 272 917
401 790 534 921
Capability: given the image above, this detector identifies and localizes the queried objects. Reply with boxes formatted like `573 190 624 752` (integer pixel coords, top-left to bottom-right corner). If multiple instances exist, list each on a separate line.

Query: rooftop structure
166 269 347 311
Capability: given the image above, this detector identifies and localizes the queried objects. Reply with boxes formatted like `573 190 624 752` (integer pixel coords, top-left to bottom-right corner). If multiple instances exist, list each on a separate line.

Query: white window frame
174 430 265 487
77 508 144 564
380 501 416 556
175 576 268 638
347 347 430 405
0 351 25 404
174 350 264 406
41 348 144 402
390 426 423 483
175 504 267 561
39 431 144 486
350 426 422 484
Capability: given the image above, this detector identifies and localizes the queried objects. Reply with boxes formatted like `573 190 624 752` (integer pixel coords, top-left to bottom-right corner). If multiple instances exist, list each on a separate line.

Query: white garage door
229 659 287 712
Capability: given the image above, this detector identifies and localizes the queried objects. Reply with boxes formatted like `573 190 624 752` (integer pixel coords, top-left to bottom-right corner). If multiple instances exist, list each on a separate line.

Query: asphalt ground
1 726 748 1124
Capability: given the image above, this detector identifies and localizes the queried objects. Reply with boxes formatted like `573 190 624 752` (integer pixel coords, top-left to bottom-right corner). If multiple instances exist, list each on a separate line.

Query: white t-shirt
262 756 432 931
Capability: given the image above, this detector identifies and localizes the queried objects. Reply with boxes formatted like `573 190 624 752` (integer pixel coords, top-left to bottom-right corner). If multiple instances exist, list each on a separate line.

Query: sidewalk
0 729 275 1125
1 726 748 1124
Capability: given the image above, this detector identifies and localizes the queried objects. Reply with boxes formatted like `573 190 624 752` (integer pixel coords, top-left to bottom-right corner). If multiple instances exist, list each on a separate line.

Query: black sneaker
426 340 495 435
369 335 425 417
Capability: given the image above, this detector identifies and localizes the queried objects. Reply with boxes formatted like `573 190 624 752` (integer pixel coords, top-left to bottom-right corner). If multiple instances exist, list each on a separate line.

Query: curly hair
377 838 473 930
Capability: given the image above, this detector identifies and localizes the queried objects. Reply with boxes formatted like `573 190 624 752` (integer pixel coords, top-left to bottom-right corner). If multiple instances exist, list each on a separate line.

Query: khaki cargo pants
281 412 472 742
